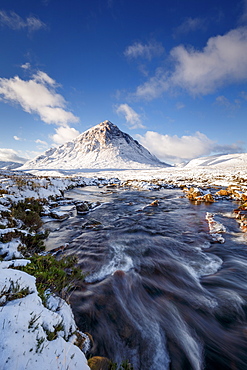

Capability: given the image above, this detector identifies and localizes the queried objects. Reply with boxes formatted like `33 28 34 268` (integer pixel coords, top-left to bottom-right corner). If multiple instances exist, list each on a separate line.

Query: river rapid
45 186 247 370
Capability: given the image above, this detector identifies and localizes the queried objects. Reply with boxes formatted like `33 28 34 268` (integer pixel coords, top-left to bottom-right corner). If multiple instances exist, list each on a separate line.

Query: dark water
45 187 247 370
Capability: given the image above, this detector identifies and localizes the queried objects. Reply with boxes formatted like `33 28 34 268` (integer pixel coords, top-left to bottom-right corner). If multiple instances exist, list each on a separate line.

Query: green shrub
19 231 48 256
0 281 30 306
19 254 85 302
109 360 134 370
11 198 44 232
0 230 20 243
44 322 64 341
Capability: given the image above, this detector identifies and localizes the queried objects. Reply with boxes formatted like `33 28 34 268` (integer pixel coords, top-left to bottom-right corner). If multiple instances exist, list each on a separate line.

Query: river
44 186 247 370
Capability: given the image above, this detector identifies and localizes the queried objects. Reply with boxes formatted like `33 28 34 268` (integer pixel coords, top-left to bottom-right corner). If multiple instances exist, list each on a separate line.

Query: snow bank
0 263 90 370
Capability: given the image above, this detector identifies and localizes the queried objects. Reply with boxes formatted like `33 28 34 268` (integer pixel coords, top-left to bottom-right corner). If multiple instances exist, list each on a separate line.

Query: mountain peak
21 121 169 170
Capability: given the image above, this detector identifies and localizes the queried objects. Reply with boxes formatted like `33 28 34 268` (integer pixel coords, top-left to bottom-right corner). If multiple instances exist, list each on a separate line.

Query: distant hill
20 120 169 170
185 153 247 168
0 161 25 170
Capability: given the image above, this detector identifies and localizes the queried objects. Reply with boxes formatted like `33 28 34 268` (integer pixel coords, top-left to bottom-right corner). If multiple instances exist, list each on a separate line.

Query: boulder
76 202 90 214
50 210 70 221
87 356 111 370
215 189 230 197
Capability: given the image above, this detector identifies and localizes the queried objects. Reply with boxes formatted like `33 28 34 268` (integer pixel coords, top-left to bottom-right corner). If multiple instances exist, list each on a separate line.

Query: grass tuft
18 254 85 303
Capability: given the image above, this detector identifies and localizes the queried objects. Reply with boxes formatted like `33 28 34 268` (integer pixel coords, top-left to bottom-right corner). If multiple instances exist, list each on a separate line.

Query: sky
0 0 247 165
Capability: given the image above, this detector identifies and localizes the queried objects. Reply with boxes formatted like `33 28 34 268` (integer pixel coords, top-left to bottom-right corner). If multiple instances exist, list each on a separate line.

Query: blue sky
0 0 247 165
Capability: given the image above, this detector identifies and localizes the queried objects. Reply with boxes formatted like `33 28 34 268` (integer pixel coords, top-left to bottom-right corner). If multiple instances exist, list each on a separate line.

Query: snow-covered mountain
20 120 169 170
185 153 247 168
0 161 26 170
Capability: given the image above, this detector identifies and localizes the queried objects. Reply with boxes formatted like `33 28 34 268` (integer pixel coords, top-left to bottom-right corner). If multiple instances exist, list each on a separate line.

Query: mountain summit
21 120 169 170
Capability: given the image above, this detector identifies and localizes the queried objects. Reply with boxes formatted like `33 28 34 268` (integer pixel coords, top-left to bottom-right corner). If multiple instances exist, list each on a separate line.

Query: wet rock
90 201 101 210
233 203 247 232
48 201 59 209
196 193 215 203
48 244 69 256
106 183 118 188
184 187 215 203
215 189 230 197
150 199 159 206
186 187 203 200
81 219 102 229
50 210 70 221
87 356 111 370
113 270 126 277
76 202 90 214
41 205 51 216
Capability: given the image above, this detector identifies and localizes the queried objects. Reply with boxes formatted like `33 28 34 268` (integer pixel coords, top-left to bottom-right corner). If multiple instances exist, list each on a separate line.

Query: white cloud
134 68 169 100
0 10 46 32
215 95 240 110
124 41 164 60
134 27 247 99
21 62 31 70
35 139 48 146
173 17 206 38
0 148 27 163
115 104 144 129
136 131 243 164
13 135 21 141
170 27 247 94
33 71 56 86
51 126 80 145
0 71 79 126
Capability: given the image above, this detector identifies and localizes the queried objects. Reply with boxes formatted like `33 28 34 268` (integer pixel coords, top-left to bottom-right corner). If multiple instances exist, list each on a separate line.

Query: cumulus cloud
170 27 247 94
115 103 144 129
0 71 79 126
136 131 243 164
51 126 80 145
124 41 164 60
0 148 27 163
134 27 247 99
0 10 46 32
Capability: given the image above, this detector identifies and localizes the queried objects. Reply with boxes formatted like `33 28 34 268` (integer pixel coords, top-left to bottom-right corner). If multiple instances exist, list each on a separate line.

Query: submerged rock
81 219 102 229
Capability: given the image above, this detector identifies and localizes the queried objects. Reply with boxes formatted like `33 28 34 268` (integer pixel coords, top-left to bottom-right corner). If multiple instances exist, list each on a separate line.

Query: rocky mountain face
21 121 169 170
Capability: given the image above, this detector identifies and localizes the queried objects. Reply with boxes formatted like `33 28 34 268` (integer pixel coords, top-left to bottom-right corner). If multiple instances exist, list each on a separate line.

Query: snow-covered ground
19 163 247 190
0 260 90 370
185 152 247 168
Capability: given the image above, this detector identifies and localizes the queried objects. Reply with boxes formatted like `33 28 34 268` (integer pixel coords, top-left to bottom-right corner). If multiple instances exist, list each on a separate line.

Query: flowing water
45 187 247 370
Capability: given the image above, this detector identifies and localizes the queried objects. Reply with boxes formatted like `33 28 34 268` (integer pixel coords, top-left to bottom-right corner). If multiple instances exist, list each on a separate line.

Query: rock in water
20 120 169 170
